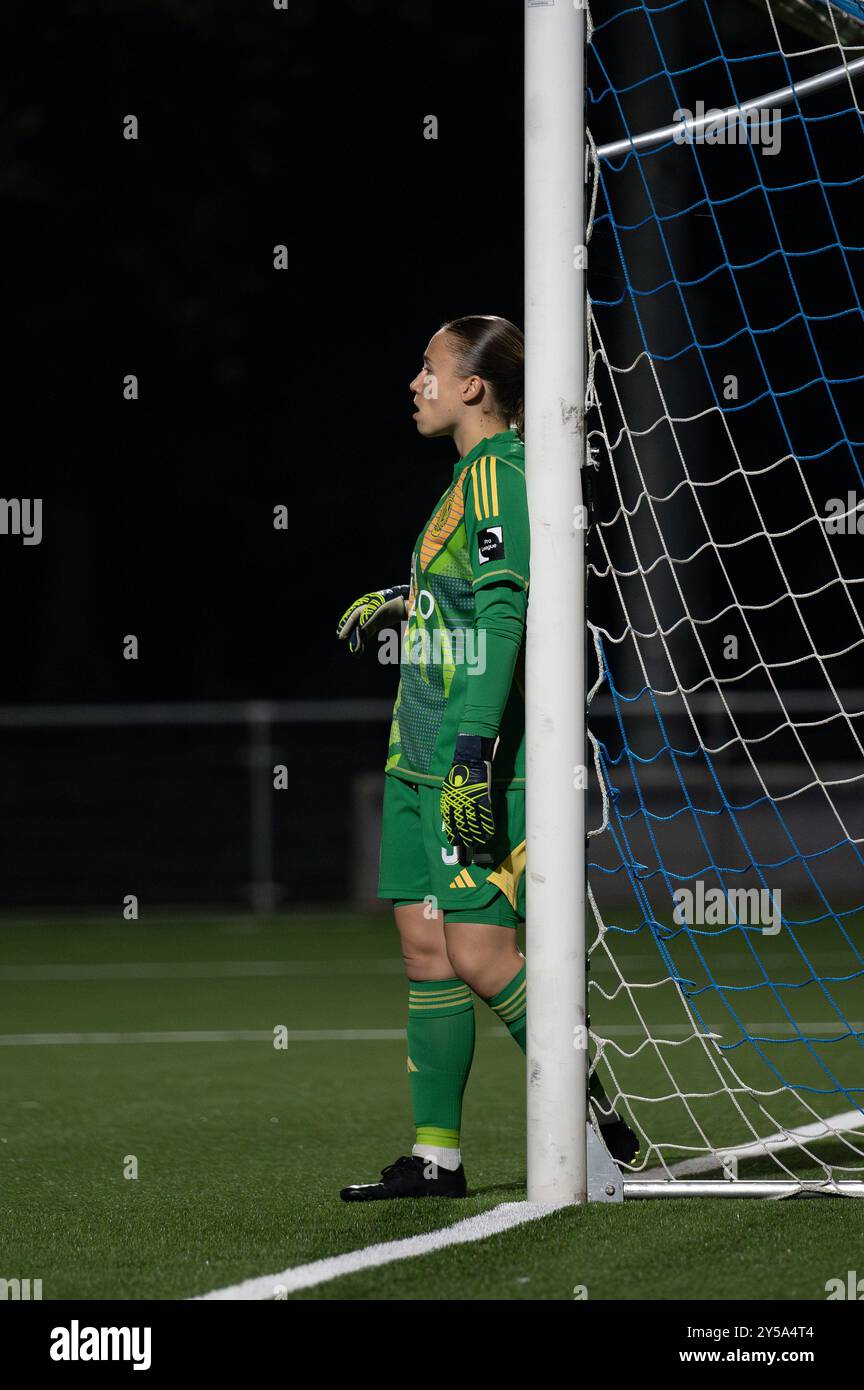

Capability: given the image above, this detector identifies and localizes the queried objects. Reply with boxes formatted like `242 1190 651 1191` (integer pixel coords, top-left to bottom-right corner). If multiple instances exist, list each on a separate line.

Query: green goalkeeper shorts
377 772 526 925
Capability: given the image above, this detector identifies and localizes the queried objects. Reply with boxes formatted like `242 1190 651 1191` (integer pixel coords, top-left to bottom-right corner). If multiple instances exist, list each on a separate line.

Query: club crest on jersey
429 493 452 536
477 525 504 564
419 465 471 570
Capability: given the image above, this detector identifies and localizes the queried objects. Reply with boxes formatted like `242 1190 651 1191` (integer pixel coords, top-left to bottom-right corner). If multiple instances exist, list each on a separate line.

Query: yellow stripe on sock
409 996 472 1008
497 978 526 1009
409 1000 471 1012
498 1000 526 1023
409 985 471 1001
410 999 472 1012
494 980 527 1021
409 992 472 1011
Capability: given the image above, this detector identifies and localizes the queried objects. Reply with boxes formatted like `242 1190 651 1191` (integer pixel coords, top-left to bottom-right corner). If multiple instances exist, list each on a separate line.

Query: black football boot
340 1154 468 1202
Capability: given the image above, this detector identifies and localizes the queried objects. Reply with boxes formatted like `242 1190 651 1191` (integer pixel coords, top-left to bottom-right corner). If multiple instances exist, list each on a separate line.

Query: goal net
585 0 864 1191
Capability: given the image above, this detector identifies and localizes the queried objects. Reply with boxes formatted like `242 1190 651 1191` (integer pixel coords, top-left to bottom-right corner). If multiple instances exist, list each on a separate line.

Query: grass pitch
1 912 862 1300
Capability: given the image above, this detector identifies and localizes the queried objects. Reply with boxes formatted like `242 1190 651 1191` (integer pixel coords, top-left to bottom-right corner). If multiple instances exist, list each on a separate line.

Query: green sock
407 979 476 1149
488 964 527 1052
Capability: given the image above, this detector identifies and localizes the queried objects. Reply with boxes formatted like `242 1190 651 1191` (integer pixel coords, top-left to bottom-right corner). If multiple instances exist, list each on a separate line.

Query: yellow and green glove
336 585 409 655
440 734 496 852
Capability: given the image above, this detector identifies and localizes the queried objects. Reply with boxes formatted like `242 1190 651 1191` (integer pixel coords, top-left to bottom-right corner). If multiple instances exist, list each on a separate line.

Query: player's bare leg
442 919 523 999
393 900 453 981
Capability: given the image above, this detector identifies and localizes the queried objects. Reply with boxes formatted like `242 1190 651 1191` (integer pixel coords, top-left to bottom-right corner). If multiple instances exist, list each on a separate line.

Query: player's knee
398 930 451 980
400 946 452 980
444 940 484 990
446 938 522 997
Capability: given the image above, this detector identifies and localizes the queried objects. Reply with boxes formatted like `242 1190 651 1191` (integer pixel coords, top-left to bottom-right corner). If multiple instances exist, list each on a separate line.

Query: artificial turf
1 913 861 1300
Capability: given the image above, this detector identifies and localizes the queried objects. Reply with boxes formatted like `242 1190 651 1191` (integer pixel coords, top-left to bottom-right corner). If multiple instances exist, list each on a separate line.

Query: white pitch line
193 1200 565 1300
0 1028 411 1046
5 953 857 982
0 1021 858 1046
0 959 403 982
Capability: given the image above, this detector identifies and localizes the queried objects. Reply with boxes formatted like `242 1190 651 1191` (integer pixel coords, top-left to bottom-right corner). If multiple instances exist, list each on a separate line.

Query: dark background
0 0 526 907
2 1 862 908
2 0 523 706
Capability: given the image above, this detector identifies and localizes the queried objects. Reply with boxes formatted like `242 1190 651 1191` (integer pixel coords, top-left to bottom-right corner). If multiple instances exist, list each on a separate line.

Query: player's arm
459 580 526 738
336 584 410 655
440 455 529 848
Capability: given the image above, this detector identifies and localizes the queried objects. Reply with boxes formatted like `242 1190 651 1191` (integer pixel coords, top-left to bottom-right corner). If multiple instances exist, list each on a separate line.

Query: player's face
410 331 474 439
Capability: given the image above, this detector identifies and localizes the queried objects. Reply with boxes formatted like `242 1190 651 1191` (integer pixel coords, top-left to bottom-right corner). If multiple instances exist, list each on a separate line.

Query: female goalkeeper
335 315 636 1200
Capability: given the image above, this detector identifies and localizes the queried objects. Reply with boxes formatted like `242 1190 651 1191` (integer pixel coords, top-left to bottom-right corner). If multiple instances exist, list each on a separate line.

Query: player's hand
336 585 409 655
441 734 495 850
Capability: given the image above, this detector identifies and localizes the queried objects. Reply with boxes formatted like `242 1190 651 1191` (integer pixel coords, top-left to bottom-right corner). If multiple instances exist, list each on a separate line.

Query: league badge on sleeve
477 526 505 564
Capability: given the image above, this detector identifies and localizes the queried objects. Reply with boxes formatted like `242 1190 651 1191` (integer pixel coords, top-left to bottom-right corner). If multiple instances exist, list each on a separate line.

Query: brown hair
440 315 525 440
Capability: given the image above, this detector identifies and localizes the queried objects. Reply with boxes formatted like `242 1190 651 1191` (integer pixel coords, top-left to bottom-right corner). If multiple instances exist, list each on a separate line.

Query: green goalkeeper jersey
384 427 529 789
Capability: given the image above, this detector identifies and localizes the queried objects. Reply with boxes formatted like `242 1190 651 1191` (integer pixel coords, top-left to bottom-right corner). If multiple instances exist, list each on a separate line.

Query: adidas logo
449 868 477 888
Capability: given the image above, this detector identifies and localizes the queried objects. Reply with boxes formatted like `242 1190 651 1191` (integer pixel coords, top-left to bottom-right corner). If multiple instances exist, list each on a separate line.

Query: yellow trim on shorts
486 839 527 912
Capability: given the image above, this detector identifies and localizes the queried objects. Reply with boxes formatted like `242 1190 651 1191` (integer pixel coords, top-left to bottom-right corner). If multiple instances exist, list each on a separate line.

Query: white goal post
524 0 864 1202
524 0 589 1206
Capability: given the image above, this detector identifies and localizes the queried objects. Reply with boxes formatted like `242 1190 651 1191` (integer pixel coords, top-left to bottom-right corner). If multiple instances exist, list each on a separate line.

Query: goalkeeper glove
440 734 496 851
336 585 409 655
